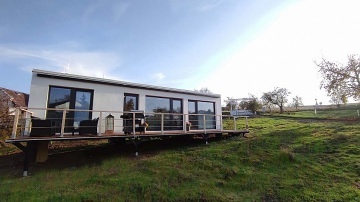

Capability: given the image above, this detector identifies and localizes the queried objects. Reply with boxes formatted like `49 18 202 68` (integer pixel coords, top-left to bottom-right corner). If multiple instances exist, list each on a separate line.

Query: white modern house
7 69 249 176
28 69 223 134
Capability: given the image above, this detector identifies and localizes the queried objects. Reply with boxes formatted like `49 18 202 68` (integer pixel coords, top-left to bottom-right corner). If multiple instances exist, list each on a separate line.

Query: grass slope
0 111 359 201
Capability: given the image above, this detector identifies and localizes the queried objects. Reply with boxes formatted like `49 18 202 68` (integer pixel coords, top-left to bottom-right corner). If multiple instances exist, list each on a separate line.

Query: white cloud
169 0 223 12
0 46 124 81
150 72 165 82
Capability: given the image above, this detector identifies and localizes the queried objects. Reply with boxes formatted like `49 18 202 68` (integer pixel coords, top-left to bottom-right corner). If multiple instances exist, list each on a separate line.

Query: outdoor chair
30 119 56 137
78 118 99 135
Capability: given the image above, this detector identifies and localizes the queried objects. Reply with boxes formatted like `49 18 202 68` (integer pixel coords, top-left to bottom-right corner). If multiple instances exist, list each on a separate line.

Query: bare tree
261 87 291 114
195 87 212 94
0 95 12 147
292 96 303 110
316 55 360 101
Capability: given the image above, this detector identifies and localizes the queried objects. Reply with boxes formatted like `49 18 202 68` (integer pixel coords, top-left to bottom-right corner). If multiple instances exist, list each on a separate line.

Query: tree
223 97 238 111
0 95 12 147
261 87 291 114
316 55 360 101
246 95 262 114
292 96 303 110
329 94 347 108
195 87 212 94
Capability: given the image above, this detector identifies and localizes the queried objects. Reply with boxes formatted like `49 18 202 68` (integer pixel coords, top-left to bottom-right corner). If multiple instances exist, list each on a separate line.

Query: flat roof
33 69 221 98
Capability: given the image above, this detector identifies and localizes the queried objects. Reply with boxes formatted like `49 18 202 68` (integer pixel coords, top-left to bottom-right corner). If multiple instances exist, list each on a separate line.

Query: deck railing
10 107 249 139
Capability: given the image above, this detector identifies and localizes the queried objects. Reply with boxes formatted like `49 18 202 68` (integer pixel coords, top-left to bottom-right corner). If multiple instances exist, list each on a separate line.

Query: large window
47 86 93 132
145 96 183 131
188 100 215 129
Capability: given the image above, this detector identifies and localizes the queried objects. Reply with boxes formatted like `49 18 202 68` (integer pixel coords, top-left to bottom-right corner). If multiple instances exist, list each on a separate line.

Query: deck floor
6 129 249 143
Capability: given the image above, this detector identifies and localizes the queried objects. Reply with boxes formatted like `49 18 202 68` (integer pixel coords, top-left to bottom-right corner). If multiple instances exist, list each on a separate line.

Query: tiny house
7 69 249 176
28 69 223 133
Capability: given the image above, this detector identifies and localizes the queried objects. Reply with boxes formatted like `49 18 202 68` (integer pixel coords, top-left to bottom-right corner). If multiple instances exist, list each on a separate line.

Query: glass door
47 86 93 133
73 91 92 128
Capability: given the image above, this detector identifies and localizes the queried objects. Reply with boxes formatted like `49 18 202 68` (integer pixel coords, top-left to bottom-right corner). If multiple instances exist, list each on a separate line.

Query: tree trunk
280 106 284 114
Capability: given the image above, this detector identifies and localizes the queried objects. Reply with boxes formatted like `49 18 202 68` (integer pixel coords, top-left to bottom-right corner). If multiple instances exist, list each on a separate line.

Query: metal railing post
98 112 102 136
203 114 206 134
161 114 164 134
11 108 20 139
132 112 136 136
219 115 222 130
233 116 237 131
60 109 66 137
184 114 187 133
245 117 249 129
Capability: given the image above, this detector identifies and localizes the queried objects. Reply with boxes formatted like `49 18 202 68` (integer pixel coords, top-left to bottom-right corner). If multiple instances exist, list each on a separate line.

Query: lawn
0 109 359 201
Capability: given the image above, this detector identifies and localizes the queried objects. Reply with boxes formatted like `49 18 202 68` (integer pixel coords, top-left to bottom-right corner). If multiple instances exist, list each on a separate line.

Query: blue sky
1 0 360 105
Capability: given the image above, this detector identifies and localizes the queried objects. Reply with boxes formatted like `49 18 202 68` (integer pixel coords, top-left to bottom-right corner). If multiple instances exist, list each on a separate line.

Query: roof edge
32 69 221 98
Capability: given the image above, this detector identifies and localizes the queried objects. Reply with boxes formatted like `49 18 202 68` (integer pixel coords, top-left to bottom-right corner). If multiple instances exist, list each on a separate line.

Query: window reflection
188 101 215 129
47 86 93 132
145 96 183 131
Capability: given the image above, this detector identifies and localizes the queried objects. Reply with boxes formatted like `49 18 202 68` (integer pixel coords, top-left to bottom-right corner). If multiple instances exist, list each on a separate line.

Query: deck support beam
22 142 36 177
131 137 141 156
202 134 209 144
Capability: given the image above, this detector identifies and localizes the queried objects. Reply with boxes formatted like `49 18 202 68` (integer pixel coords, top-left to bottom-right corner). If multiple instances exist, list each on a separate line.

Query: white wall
28 72 222 132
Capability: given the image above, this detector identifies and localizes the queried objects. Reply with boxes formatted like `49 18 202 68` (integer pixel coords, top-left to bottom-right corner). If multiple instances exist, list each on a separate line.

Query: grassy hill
0 110 359 201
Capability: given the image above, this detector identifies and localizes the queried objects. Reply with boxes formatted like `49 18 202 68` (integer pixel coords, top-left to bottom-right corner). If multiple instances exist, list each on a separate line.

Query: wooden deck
6 129 249 143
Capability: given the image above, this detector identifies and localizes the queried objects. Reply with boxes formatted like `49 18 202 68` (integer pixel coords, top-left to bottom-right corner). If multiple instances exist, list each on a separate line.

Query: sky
1 0 360 106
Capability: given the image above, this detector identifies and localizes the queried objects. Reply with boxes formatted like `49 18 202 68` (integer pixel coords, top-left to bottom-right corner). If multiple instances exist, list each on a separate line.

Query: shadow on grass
0 135 241 177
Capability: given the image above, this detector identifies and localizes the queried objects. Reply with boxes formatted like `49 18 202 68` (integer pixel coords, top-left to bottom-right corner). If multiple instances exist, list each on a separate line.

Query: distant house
0 87 29 115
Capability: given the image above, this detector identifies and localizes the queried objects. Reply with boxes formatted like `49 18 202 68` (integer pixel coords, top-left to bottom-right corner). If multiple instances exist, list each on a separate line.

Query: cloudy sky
1 0 360 105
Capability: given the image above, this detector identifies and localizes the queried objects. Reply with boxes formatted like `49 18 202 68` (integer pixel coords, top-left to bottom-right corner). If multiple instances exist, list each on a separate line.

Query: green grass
0 110 359 201
278 107 360 120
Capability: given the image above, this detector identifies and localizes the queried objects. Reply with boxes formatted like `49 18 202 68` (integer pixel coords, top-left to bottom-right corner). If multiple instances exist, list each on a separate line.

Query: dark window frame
145 95 183 131
124 93 139 111
46 85 94 132
188 100 216 129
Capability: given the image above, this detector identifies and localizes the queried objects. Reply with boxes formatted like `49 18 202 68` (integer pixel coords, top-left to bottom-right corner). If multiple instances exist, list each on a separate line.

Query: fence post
60 109 66 137
220 115 223 130
132 112 136 136
233 116 236 131
98 112 102 136
203 114 207 133
357 110 359 118
11 108 20 139
245 117 249 129
161 114 164 134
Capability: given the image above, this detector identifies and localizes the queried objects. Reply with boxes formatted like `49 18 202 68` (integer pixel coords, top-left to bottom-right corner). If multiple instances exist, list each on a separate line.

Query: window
47 86 93 132
124 94 138 111
188 100 215 129
145 96 183 131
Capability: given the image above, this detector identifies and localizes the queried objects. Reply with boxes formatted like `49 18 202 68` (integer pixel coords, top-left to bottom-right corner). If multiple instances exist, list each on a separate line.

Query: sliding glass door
145 96 183 131
188 100 215 129
46 86 93 132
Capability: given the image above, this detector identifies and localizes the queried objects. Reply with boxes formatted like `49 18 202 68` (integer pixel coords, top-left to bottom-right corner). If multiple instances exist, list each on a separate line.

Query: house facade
28 69 222 134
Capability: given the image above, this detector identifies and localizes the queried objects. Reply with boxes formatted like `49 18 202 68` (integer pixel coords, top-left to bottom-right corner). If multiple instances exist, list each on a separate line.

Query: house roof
33 69 221 98
0 87 29 107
